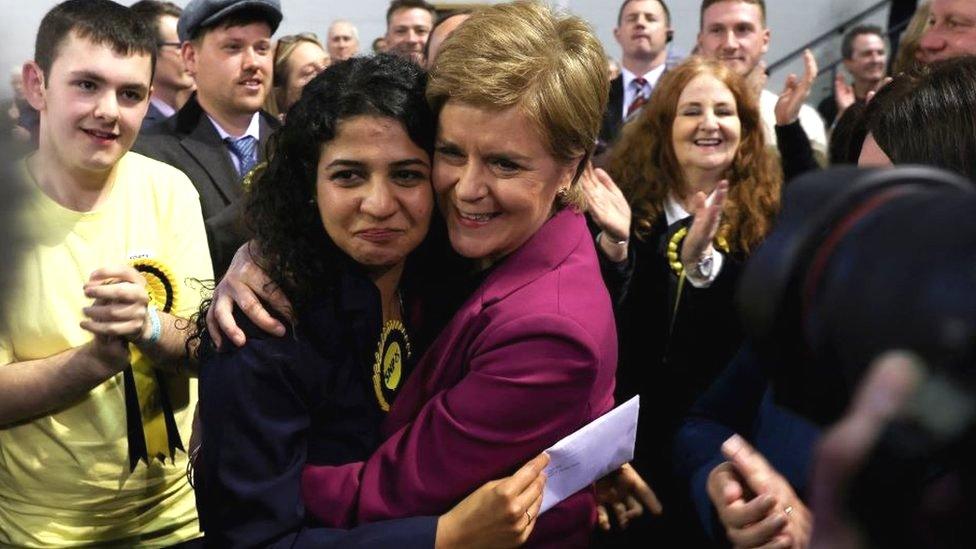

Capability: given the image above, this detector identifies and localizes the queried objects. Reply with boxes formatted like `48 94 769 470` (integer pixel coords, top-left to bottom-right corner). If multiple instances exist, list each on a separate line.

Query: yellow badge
124 258 184 470
131 257 178 313
372 319 411 412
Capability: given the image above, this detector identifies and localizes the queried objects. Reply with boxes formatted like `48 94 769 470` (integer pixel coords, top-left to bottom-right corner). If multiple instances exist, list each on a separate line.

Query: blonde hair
264 33 327 117
607 56 780 253
892 1 931 75
427 1 609 210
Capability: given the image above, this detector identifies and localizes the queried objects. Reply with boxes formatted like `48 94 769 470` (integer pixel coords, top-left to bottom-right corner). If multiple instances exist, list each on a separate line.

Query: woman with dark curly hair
193 54 548 548
582 56 781 543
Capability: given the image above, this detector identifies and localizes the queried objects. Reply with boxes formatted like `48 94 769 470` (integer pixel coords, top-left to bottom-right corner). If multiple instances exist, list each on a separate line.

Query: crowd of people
1 0 975 547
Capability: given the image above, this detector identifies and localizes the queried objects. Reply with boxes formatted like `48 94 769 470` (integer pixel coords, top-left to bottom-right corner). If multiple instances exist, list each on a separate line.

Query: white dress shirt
620 64 667 121
207 112 262 174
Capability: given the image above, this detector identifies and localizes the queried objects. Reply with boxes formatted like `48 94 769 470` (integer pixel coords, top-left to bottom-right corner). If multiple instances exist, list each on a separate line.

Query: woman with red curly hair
584 56 781 543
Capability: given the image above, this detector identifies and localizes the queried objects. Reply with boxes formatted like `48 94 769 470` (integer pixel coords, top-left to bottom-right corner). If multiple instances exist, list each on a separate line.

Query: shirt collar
207 111 261 142
149 96 176 119
664 188 717 226
622 63 667 90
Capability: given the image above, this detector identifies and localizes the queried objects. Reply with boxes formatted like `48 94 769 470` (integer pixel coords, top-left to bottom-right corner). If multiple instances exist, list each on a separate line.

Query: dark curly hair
190 54 435 358
247 54 434 306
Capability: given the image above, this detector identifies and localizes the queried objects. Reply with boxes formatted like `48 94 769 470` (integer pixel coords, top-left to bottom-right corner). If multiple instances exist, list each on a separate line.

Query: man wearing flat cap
134 0 281 276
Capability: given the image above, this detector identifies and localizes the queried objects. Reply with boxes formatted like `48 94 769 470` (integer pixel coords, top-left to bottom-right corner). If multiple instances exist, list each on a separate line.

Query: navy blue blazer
673 343 820 542
196 265 434 548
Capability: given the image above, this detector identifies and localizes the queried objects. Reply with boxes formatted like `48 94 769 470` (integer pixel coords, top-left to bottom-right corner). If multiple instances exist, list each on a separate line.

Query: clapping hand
775 49 818 126
581 163 632 262
681 180 728 273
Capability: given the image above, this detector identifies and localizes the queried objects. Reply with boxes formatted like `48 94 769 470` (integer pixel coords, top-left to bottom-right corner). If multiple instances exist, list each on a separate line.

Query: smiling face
671 73 742 185
28 32 151 179
698 0 770 77
433 101 577 265
918 0 976 63
385 7 433 65
845 33 887 86
614 0 671 65
184 21 273 121
316 115 433 272
283 41 329 112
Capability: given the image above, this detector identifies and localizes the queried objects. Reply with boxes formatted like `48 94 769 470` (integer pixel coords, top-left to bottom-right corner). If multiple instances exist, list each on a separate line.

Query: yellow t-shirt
0 152 213 547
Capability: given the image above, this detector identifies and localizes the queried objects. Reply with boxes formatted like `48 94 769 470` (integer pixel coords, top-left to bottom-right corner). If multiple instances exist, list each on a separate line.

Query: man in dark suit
133 0 281 276
599 0 673 146
130 1 195 130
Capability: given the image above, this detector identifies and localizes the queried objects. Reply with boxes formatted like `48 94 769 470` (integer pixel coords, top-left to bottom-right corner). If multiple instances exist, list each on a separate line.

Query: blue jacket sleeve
674 343 820 542
197 333 437 548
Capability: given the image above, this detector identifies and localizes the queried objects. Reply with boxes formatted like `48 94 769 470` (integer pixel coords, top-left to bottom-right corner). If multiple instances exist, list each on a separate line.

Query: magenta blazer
301 209 617 547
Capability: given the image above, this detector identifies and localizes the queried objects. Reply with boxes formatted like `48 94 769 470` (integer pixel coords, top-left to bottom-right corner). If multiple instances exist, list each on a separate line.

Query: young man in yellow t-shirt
0 0 211 545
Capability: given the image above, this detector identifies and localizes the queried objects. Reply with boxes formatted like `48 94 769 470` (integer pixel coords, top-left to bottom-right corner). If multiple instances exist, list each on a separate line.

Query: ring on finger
525 509 532 523
784 505 794 517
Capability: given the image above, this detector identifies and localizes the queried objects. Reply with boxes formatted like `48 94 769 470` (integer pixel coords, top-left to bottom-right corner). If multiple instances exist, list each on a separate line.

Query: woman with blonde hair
203 1 651 546
584 55 781 542
264 33 330 119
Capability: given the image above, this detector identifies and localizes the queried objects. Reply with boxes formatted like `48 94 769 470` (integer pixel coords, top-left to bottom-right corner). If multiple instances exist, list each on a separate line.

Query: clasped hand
80 265 151 368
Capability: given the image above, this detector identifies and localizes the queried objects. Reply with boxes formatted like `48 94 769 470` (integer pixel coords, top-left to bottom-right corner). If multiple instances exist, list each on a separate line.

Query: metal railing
766 0 893 76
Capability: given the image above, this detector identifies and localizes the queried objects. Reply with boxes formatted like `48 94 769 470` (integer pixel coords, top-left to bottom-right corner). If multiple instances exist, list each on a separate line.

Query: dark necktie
627 77 650 117
226 135 258 178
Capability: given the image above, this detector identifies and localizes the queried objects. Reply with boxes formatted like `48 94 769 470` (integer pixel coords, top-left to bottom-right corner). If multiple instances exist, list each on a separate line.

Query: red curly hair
607 56 781 253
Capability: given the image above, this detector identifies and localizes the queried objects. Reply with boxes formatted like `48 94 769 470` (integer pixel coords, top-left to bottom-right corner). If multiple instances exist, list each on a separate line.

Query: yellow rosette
124 258 185 471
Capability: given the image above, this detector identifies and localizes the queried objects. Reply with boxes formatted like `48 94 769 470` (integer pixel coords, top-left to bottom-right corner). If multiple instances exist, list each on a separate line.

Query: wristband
144 304 161 345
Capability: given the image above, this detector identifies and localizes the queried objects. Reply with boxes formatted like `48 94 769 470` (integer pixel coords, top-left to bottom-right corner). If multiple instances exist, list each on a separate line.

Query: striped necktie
226 135 258 178
627 77 650 117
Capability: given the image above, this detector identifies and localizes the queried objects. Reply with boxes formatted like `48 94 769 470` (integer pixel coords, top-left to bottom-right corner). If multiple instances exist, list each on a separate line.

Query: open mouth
83 128 119 141
239 77 262 89
456 208 501 224
694 138 723 147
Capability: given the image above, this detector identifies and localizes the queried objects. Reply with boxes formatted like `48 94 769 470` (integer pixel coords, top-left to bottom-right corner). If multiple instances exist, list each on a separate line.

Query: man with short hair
918 0 976 63
0 0 212 544
385 0 436 65
134 0 281 276
600 0 674 145
818 25 887 125
327 19 360 62
131 0 196 128
697 0 828 161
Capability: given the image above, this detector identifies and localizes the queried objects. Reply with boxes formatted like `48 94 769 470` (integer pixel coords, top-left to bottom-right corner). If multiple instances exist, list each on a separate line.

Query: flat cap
178 0 282 42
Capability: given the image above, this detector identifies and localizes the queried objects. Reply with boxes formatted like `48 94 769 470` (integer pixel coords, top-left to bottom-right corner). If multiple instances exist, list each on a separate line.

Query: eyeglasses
158 41 182 49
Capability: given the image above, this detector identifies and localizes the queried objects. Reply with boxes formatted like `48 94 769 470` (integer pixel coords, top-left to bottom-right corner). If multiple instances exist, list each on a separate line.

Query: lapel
383 209 588 433
609 74 624 121
174 95 241 205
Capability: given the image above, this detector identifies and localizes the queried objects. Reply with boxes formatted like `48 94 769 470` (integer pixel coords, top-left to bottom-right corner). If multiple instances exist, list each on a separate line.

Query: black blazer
599 74 625 146
140 100 169 131
133 93 278 275
196 266 435 548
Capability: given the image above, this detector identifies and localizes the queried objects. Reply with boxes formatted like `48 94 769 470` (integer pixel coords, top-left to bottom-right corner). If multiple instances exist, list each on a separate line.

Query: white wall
0 0 891 100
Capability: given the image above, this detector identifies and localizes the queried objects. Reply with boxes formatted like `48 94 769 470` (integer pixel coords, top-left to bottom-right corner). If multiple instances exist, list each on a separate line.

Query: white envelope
539 395 640 514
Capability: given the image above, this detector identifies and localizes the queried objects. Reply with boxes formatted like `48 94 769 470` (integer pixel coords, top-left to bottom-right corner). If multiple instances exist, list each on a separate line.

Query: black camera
737 166 976 547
